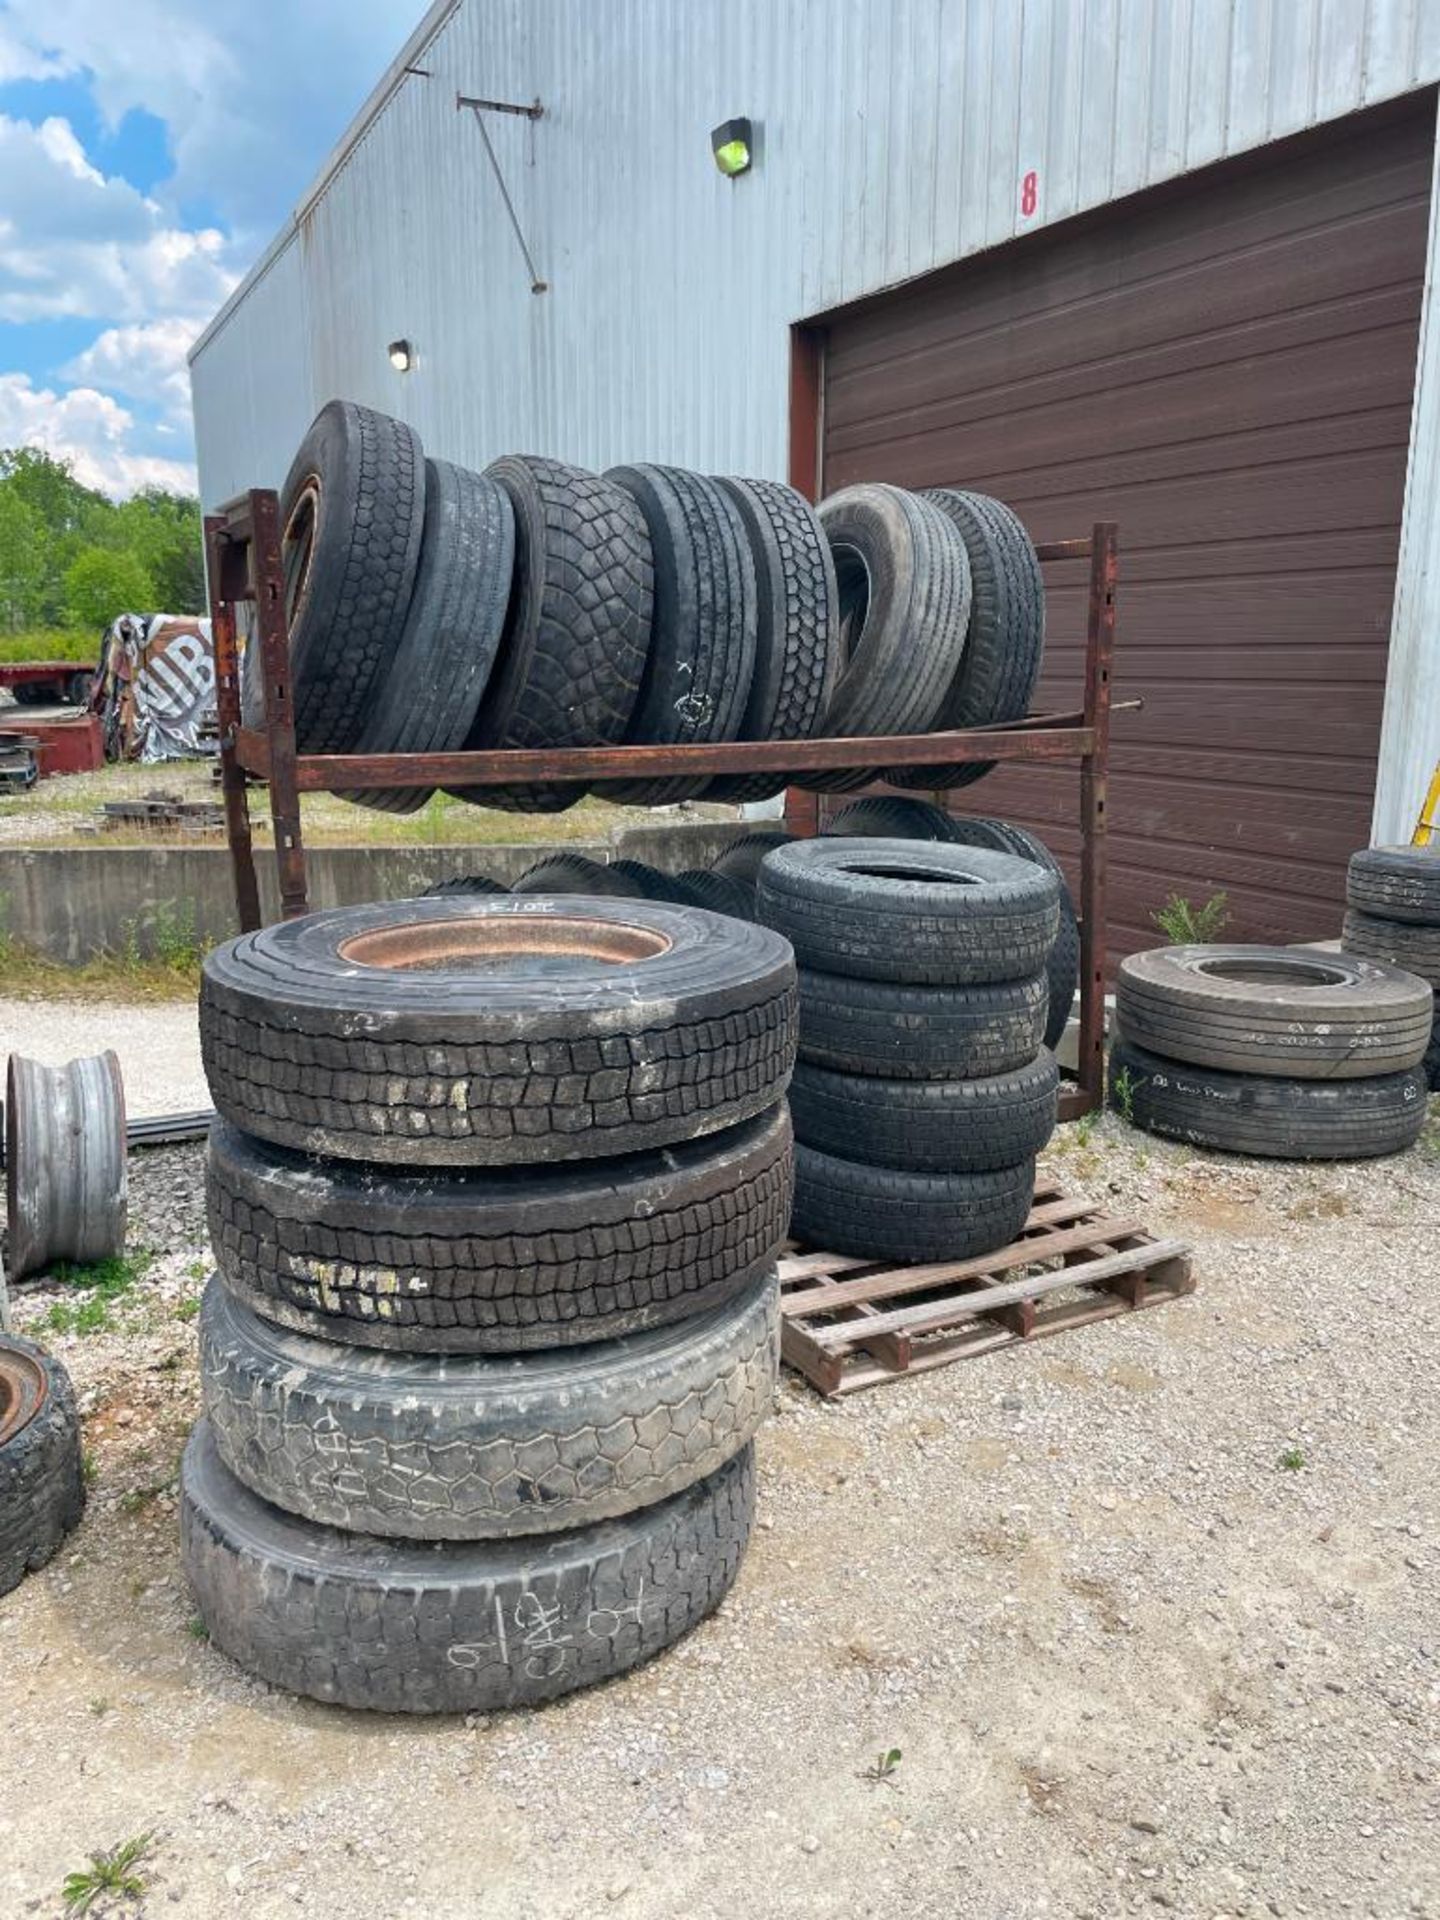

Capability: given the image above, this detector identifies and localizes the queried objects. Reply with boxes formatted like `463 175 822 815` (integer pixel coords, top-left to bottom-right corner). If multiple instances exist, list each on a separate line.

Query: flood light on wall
387 339 414 372
711 118 754 178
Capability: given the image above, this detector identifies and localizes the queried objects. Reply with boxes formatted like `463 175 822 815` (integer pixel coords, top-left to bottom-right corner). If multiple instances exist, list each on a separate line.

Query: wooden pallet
779 1180 1195 1397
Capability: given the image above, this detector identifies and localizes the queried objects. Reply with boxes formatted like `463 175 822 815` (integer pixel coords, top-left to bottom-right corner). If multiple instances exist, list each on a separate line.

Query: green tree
112 488 205 612
63 547 155 630
0 486 46 631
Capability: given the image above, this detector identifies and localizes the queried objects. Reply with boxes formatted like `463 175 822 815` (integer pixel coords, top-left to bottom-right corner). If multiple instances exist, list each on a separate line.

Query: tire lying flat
943 817 1079 1050
756 838 1059 986
788 1054 1058 1173
1117 945 1433 1078
796 968 1048 1079
792 1145 1035 1263
181 1419 754 1714
599 464 757 806
245 401 426 752
886 489 1045 790
200 896 798 1167
206 1106 792 1351
798 484 971 792
1341 909 1440 988
705 477 841 805
200 1271 778 1540
449 456 653 813
342 459 515 813
0 1334 85 1597
1346 845 1440 925
1110 1038 1428 1160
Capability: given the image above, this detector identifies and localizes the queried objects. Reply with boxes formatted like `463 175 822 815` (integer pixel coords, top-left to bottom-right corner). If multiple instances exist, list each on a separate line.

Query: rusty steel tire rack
205 491 1121 1123
778 1179 1194 1397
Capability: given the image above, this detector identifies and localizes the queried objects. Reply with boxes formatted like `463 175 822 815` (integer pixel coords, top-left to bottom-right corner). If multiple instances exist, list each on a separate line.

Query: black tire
244 401 425 751
343 460 515 814
419 874 509 898
12 682 49 706
598 464 757 805
756 837 1060 985
792 1145 1034 1262
789 1054 1057 1172
1109 1038 1429 1161
181 1419 754 1715
605 859 705 906
886 490 1044 789
1424 1000 1440 1091
674 871 756 920
822 797 958 841
1346 846 1440 925
64 672 91 706
205 1105 792 1351
709 832 795 885
510 855 648 898
1342 908 1440 988
0 1334 85 1598
797 967 1048 1079
449 456 652 813
705 477 841 803
200 1271 777 1540
200 896 797 1166
1117 945 1434 1078
798 485 972 792
943 817 1079 1049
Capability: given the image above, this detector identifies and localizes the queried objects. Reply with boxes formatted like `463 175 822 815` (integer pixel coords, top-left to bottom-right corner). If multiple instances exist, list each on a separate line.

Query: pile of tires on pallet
755 833 1063 1262
254 401 1048 801
1108 944 1433 1159
1341 844 1440 1091
184 892 797 1713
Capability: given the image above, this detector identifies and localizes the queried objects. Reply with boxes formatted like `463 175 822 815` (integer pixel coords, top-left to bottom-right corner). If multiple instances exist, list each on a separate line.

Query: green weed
1152 891 1230 944
1277 1447 1306 1472
1110 1063 1138 1124
185 1615 209 1642
43 1252 151 1337
861 1747 903 1785
61 1831 154 1914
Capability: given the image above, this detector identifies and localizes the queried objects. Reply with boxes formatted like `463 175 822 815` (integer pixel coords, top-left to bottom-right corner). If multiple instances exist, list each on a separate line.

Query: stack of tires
185 894 798 1713
1342 846 1440 1091
1108 945 1433 1159
755 838 1062 1262
255 401 1047 808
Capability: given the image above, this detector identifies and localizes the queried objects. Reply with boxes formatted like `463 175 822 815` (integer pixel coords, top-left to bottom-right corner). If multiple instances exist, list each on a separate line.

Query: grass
0 899 211 1002
61 1831 154 1914
0 626 93 665
1277 1447 1307 1472
1110 1062 1138 1124
43 1251 152 1337
185 1615 209 1642
1151 891 1230 944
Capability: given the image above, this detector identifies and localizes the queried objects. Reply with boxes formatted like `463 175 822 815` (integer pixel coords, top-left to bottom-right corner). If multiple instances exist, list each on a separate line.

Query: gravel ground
0 996 207 1114
1 1108 1438 1919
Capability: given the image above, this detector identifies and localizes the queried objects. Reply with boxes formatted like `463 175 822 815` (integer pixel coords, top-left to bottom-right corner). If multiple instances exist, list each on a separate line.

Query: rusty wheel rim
281 474 322 634
337 914 674 975
0 1345 47 1449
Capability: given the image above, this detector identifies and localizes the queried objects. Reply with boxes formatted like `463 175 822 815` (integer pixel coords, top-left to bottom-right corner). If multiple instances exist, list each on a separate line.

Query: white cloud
0 114 237 323
63 317 196 426
0 371 197 496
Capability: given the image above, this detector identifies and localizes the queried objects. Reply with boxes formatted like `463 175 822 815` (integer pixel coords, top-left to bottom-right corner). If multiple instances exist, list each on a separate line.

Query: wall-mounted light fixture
711 118 754 178
387 339 414 372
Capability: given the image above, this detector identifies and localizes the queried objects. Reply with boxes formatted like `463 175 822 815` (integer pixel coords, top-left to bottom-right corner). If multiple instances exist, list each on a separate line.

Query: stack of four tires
184 893 798 1713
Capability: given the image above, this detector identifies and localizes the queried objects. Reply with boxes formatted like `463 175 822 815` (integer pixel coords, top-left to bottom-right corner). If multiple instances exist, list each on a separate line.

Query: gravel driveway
1 1110 1437 1920
0 996 206 1114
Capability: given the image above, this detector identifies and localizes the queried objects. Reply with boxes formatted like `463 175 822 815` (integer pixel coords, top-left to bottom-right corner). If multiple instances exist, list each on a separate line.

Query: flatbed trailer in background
0 662 92 707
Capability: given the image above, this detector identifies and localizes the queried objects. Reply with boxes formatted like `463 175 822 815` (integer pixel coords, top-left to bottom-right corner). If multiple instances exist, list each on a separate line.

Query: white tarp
94 612 217 763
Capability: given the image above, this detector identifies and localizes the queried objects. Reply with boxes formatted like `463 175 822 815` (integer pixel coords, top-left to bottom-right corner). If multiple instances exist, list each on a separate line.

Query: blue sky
0 2 414 496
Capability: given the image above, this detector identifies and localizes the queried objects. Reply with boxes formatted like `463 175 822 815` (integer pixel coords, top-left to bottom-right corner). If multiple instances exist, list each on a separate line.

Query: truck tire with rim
200 896 798 1167
798 484 971 792
598 464 757 806
244 400 426 751
448 456 652 813
886 489 1045 789
796 968 1048 1079
788 1054 1058 1172
1110 1037 1428 1160
792 1145 1035 1262
1345 846 1440 925
0 1334 85 1597
181 1420 754 1714
705 476 841 804
1116 945 1433 1078
200 1271 777 1540
756 838 1059 985
206 1105 792 1351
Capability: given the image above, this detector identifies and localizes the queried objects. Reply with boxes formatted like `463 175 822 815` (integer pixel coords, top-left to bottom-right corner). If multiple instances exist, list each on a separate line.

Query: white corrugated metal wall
190 0 1440 834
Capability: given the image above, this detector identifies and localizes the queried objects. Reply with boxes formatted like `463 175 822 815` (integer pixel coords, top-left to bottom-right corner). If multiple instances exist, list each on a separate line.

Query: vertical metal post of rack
250 491 311 920
1075 522 1118 1117
206 511 262 932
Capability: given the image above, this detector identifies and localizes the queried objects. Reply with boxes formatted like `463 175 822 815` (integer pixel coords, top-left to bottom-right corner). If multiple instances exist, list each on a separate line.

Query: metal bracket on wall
457 93 548 294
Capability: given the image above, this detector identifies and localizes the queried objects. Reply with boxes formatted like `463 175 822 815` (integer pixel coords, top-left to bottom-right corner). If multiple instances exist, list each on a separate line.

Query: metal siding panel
1112 0 1157 200
1184 0 1235 170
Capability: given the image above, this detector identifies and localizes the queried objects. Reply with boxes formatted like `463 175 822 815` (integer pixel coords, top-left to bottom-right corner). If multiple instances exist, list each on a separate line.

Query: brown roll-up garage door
813 92 1433 961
